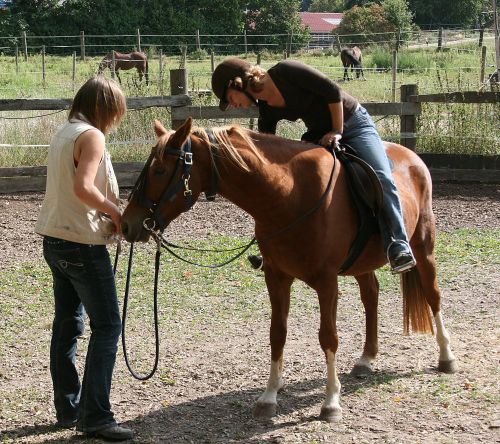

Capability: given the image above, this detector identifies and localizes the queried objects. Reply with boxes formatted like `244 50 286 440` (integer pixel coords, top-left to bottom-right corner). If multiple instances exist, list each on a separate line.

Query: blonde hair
246 65 267 94
69 75 127 134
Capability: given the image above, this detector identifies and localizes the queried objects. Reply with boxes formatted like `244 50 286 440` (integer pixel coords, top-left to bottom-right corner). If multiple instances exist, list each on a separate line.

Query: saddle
333 144 385 274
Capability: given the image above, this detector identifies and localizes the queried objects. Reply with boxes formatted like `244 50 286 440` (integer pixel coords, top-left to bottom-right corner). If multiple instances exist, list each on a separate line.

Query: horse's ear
169 117 192 148
154 119 168 137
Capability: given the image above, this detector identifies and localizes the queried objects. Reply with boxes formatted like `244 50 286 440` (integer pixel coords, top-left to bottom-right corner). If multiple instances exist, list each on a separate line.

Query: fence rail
0 77 498 193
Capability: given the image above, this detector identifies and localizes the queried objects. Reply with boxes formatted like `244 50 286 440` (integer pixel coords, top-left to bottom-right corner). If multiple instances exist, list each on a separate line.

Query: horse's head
121 117 204 242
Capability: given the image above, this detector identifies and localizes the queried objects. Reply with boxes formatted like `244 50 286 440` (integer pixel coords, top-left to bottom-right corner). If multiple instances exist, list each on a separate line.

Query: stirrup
390 251 416 274
247 255 263 270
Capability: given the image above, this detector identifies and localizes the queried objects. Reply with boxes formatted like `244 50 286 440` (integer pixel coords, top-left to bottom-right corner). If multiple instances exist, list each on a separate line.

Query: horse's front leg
316 275 342 422
351 272 379 376
253 268 293 420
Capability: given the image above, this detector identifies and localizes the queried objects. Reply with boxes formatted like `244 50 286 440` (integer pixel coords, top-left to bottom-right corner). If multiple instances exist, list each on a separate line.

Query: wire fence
0 28 496 57
0 30 498 162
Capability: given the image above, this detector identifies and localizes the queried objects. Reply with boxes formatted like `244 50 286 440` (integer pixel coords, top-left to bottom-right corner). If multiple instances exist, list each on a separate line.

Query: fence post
180 45 187 69
400 84 418 151
256 52 261 65
80 31 86 61
391 50 398 102
244 30 248 58
72 51 76 91
480 45 487 84
196 30 201 51
437 28 443 51
335 34 342 53
112 51 116 80
42 45 46 87
15 44 19 74
170 68 188 129
210 50 215 73
159 49 164 95
22 31 27 61
136 28 141 52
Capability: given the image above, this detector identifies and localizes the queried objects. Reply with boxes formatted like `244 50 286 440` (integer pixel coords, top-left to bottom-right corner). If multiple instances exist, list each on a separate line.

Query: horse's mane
192 125 265 172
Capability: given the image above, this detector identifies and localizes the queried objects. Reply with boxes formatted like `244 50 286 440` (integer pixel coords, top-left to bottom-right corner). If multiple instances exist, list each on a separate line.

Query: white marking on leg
257 357 283 405
354 354 375 370
322 350 342 412
434 311 455 362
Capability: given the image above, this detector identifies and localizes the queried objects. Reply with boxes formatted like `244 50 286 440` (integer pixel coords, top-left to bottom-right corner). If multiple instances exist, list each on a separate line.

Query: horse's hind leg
411 221 457 373
253 269 293 419
351 272 379 376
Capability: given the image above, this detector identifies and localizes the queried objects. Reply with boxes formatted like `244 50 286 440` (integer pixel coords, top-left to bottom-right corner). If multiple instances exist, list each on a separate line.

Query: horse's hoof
319 406 342 422
253 402 277 419
438 360 458 374
350 364 374 377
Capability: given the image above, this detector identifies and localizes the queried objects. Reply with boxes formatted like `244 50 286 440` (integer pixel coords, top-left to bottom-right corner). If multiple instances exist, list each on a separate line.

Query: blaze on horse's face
121 118 195 243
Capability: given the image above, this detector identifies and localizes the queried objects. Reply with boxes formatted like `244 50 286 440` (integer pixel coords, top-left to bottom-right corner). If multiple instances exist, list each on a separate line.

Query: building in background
300 12 343 49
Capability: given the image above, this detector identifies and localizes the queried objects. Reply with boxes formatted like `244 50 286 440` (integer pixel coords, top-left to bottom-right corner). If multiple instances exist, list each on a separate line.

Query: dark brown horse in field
98 51 149 85
121 118 457 421
340 46 365 81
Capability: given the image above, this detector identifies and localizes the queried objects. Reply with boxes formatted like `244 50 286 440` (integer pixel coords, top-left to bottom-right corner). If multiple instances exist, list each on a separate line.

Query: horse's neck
214 140 310 223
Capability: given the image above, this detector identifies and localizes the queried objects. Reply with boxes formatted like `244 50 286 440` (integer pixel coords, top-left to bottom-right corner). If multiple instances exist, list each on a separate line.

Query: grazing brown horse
121 118 457 421
98 51 149 85
340 46 365 81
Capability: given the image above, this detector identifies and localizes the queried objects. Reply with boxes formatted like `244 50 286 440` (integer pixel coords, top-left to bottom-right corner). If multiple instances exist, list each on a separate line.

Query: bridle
130 138 195 233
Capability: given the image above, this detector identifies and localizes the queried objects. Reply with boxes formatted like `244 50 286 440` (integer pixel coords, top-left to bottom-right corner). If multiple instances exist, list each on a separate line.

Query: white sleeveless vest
35 119 119 245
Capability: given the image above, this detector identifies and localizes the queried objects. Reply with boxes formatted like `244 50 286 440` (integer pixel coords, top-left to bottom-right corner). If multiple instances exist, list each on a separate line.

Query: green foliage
244 0 309 51
335 4 396 46
308 0 343 12
407 0 486 27
335 1 417 47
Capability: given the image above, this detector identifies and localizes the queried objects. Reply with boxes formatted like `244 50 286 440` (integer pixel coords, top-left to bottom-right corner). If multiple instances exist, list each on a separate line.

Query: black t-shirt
257 60 359 142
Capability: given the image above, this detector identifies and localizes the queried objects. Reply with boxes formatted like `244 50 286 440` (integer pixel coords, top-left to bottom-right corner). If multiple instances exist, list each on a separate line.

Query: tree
308 0 343 12
244 0 309 52
334 2 416 47
301 0 313 10
382 0 415 43
407 0 486 28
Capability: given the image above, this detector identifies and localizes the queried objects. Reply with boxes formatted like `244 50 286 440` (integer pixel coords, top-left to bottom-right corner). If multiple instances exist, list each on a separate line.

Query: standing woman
35 76 133 441
211 58 416 273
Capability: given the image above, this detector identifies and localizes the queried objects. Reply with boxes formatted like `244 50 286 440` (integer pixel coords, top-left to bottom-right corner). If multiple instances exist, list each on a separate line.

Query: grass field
0 41 498 168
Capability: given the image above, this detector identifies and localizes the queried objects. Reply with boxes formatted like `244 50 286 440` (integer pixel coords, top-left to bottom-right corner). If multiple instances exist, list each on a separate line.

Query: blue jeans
342 106 411 256
42 236 121 433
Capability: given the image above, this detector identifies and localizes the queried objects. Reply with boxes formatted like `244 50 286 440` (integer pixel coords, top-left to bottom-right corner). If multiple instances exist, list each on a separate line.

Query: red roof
300 12 343 33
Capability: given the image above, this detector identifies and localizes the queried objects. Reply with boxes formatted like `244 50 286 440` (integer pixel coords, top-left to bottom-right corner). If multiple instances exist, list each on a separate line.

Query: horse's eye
154 167 166 176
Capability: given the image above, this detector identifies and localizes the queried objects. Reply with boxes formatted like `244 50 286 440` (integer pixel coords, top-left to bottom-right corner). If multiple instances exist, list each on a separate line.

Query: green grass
0 228 497 340
0 42 498 166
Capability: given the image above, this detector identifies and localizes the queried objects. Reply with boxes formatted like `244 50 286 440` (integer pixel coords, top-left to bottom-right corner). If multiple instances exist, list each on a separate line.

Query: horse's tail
401 267 434 335
145 59 149 85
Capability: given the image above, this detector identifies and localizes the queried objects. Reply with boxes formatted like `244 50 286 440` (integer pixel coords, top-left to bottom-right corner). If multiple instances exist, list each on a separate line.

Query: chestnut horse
98 51 149 85
121 118 457 421
340 46 365 81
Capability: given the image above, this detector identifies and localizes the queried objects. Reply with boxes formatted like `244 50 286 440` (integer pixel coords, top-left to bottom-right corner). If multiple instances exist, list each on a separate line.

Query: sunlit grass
0 42 498 167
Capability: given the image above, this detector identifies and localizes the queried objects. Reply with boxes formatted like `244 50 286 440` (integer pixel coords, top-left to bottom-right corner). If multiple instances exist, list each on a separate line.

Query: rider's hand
320 131 342 149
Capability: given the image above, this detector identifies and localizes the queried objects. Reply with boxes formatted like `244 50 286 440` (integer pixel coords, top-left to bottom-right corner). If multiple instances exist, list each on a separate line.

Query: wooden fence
0 74 498 193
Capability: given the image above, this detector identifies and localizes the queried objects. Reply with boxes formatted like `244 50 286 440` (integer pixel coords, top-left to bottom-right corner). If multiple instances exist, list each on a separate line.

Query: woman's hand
320 131 342 149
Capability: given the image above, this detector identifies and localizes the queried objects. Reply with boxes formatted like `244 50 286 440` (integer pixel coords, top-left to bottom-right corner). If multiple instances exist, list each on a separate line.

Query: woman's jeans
42 236 121 433
342 106 411 256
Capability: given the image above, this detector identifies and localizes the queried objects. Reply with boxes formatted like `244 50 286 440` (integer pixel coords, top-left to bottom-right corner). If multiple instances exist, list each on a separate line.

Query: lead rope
120 240 161 380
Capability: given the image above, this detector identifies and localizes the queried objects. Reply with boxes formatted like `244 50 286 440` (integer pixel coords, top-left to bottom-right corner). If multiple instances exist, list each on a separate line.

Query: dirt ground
0 182 499 443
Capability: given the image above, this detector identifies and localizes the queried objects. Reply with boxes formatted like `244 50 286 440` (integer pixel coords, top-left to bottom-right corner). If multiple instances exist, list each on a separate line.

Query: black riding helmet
211 58 257 110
